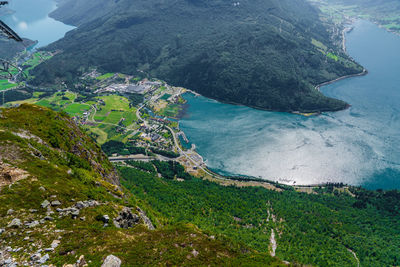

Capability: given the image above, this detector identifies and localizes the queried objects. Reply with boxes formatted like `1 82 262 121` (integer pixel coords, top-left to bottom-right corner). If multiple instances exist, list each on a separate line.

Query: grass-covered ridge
0 104 284 266
32 0 363 113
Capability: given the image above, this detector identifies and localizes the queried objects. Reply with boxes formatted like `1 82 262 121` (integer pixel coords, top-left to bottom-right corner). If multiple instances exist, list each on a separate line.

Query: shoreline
315 68 368 92
168 21 371 190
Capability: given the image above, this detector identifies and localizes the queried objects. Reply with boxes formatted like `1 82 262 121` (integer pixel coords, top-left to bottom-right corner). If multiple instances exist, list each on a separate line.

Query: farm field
94 95 137 124
36 91 76 109
0 79 18 91
96 72 114 80
63 103 91 116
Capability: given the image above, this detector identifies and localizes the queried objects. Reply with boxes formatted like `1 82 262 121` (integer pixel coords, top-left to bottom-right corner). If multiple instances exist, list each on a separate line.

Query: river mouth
179 20 400 190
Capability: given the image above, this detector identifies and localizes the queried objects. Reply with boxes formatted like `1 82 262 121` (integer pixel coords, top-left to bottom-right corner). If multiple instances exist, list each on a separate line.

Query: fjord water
1 0 74 47
180 20 400 189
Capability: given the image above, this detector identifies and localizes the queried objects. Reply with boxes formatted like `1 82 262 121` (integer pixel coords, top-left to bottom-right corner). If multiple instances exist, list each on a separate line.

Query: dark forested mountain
0 39 36 60
33 0 363 112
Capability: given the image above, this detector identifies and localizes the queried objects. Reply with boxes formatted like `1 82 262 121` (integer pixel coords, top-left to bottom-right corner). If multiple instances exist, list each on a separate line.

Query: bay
180 20 400 189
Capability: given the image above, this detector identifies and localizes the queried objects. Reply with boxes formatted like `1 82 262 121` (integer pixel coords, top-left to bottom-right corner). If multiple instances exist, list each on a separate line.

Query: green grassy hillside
32 0 363 112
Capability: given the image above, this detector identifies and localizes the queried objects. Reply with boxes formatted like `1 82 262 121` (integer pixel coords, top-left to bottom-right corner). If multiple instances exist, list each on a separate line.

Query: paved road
109 154 173 162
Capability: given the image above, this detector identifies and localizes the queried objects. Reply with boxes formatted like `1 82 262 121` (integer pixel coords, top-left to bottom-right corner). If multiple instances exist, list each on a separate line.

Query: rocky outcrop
7 218 21 228
101 255 121 267
0 162 29 190
113 207 139 229
137 207 155 230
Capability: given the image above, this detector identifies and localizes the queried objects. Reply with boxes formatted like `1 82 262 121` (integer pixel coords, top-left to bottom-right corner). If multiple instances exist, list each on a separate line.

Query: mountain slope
33 0 363 112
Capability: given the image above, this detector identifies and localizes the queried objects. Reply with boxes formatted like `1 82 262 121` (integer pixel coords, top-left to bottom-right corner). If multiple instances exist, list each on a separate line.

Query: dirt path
347 248 360 267
270 229 277 257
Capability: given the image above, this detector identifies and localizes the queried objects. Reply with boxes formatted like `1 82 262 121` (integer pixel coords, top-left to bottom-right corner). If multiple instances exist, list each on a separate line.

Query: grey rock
101 215 110 223
51 200 61 207
86 200 99 207
7 209 14 215
7 218 21 228
51 240 61 249
0 228 5 235
70 208 80 218
113 208 140 229
101 255 121 267
23 236 29 241
25 220 40 228
41 200 50 209
39 186 46 191
137 207 155 230
191 249 199 257
44 216 54 221
76 255 87 266
37 253 49 264
29 209 38 213
44 248 54 252
30 253 41 261
75 201 85 209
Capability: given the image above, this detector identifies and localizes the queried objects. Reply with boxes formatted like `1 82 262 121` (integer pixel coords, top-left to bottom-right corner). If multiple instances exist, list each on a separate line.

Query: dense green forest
120 165 400 266
32 0 364 112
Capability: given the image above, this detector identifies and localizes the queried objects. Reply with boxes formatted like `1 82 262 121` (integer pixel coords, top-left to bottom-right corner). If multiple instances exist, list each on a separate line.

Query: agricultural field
63 103 91 116
0 79 18 91
94 95 137 125
96 73 114 80
36 91 76 110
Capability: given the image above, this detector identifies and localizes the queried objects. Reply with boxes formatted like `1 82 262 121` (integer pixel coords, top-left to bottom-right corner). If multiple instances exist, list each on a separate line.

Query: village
40 69 207 176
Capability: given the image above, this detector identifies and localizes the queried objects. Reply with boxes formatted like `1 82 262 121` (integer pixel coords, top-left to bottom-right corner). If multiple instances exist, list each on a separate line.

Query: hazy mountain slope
51 0 115 26
310 0 400 33
33 0 363 112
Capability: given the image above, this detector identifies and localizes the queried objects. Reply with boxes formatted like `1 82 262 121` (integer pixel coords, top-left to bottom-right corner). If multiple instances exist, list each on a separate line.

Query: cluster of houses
137 123 173 150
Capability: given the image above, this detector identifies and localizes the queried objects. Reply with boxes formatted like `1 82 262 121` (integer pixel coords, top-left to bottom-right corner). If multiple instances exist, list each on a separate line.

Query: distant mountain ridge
33 0 363 112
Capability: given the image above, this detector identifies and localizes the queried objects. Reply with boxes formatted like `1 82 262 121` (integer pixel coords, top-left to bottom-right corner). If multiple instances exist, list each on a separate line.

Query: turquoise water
1 0 75 48
180 20 400 189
